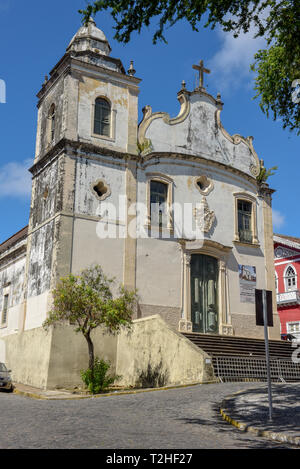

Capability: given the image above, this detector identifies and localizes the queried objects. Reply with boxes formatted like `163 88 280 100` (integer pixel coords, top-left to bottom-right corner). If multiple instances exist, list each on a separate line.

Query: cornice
30 138 141 177
0 241 27 268
140 151 258 186
37 53 141 104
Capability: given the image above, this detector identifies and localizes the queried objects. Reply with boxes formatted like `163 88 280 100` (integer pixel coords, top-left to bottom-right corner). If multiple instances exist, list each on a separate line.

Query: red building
274 234 300 340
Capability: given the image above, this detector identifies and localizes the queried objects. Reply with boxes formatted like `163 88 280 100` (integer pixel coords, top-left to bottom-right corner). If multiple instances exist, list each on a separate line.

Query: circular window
195 175 214 195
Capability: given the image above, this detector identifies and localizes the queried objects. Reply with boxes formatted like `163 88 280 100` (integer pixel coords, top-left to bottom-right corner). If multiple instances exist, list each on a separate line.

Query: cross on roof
192 60 210 90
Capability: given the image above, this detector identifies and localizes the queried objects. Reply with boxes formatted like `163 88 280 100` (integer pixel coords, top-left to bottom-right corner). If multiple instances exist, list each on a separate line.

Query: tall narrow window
150 180 168 228
1 294 9 325
49 104 55 143
94 98 111 137
238 200 252 243
284 266 297 291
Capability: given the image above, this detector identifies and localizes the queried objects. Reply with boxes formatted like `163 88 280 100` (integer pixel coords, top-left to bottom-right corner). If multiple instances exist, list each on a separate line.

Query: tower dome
67 17 111 56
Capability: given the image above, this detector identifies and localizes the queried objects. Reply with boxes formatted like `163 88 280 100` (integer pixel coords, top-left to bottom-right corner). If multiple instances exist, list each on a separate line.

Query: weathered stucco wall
2 316 215 389
116 315 215 387
143 93 259 178
26 220 55 299
36 76 65 159
0 241 26 338
3 327 53 389
46 325 118 389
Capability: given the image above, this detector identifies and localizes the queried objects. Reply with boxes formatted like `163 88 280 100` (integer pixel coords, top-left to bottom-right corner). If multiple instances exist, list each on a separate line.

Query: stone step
182 332 295 360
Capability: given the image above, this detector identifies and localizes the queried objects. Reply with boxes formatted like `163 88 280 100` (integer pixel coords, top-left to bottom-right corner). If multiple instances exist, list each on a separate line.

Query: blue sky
0 0 299 243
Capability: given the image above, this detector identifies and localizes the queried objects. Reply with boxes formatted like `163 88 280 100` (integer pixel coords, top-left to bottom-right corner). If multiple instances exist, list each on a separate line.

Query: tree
79 1 300 134
43 265 137 381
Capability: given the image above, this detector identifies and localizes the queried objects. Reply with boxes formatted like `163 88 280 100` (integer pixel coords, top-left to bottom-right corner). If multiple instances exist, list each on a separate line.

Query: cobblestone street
0 383 293 449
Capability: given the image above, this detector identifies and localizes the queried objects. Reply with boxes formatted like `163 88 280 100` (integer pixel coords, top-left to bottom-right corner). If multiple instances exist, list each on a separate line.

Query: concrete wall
2 316 215 389
116 315 215 387
3 327 53 389
46 325 118 389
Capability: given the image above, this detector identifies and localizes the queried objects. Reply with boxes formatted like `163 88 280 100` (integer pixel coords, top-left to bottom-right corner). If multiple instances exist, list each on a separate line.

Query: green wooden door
191 254 219 333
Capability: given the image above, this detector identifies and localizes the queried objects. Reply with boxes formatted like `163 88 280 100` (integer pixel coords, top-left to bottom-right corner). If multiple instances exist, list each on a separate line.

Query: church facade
0 19 280 388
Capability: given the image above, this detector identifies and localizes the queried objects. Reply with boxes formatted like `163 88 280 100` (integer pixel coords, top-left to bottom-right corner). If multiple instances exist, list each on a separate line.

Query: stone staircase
182 332 295 360
182 333 300 382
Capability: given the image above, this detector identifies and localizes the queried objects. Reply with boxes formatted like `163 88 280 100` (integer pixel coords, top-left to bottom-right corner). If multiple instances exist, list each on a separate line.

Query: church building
0 19 280 389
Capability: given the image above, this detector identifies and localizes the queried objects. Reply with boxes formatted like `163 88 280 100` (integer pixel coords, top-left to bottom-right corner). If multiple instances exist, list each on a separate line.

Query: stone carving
178 319 193 332
222 325 234 336
193 197 215 233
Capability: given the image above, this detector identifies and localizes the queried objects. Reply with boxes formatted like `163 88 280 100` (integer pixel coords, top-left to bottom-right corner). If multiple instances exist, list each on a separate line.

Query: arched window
94 98 111 137
150 180 168 228
48 104 55 143
237 200 252 243
284 265 297 292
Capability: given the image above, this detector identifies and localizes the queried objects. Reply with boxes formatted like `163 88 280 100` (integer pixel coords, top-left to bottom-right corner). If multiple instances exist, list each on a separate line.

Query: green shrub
81 357 118 394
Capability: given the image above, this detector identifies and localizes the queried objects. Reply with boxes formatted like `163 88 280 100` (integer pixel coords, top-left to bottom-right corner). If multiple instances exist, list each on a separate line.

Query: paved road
0 383 293 449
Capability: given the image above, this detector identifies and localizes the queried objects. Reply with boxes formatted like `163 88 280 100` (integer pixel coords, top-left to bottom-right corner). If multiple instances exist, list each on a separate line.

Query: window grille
238 200 252 243
94 98 111 137
1 294 8 325
150 181 168 228
49 104 55 142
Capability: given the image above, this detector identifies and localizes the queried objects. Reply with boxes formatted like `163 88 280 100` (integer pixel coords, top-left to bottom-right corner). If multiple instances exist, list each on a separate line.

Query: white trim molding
145 172 174 231
233 192 259 246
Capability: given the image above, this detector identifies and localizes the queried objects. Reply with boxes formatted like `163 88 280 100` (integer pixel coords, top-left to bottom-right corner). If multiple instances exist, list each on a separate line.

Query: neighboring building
0 19 280 389
274 234 300 340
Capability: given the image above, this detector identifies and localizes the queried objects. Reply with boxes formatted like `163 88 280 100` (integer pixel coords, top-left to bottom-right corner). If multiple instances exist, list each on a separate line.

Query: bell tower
22 19 141 330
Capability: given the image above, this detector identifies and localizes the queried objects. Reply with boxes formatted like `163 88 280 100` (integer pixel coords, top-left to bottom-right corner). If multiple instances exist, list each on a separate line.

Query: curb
13 380 217 401
220 393 300 447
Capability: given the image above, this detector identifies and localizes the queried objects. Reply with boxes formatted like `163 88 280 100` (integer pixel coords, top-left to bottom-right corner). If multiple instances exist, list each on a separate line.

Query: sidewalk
220 383 300 446
12 381 207 400
13 383 89 400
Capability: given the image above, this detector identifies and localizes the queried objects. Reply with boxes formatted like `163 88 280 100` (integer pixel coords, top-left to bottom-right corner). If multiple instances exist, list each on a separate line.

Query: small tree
43 265 137 388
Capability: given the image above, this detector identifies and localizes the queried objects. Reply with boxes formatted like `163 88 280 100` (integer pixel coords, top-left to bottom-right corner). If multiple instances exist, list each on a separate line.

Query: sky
0 0 299 243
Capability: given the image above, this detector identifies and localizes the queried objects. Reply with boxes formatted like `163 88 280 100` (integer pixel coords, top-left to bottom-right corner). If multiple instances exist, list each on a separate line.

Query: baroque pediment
138 87 260 178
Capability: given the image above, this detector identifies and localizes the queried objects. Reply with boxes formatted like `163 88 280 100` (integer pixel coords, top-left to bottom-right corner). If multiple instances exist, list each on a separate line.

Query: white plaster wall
0 304 23 338
0 255 26 309
74 157 126 221
145 94 258 178
136 160 266 319
138 161 262 248
24 291 50 331
0 339 5 363
71 218 124 287
0 254 26 337
136 238 182 308
77 75 129 152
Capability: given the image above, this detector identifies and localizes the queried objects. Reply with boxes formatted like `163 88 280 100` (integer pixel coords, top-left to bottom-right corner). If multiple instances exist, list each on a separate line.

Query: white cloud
0 159 33 198
272 209 285 230
209 27 265 93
